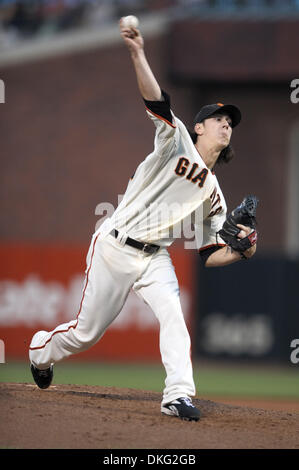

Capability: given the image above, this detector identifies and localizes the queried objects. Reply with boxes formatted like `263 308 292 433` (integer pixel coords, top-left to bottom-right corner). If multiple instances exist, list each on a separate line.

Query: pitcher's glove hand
217 195 259 254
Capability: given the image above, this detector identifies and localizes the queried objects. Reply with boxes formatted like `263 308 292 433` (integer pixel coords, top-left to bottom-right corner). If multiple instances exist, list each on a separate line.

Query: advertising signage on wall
195 257 299 364
0 243 195 362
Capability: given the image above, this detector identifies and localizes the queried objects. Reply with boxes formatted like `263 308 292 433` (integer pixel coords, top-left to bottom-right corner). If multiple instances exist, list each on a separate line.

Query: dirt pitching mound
1 383 298 449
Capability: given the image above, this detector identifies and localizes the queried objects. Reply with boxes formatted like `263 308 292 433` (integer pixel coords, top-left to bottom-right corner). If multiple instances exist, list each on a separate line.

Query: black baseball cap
194 102 241 128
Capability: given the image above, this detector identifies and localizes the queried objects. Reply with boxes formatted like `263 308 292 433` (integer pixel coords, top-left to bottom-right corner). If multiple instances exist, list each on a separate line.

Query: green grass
1 360 299 400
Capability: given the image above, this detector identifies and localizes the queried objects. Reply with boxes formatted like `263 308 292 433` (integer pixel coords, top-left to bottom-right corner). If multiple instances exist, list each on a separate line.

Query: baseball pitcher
29 19 258 422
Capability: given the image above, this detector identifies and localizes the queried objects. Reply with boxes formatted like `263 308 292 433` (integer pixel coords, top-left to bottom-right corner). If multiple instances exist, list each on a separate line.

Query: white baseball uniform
29 92 227 405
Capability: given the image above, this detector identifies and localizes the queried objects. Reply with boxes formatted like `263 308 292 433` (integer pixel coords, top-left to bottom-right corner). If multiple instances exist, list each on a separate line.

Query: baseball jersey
109 91 227 251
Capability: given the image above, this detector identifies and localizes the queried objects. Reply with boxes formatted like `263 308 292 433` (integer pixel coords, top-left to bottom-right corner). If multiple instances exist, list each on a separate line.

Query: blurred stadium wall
0 3 299 364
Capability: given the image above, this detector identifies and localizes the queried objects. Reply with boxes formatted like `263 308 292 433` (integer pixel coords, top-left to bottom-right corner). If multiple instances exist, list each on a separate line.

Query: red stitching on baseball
248 230 257 245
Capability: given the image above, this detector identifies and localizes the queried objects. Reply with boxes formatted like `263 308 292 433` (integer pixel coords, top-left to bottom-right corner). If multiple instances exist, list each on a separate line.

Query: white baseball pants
29 231 196 405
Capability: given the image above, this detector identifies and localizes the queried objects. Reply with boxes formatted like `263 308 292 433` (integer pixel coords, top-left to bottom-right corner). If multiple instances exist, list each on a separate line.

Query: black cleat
30 363 53 389
161 397 200 421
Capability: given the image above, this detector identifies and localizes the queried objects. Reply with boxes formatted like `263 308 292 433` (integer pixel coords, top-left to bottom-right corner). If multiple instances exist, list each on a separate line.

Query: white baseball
122 15 139 29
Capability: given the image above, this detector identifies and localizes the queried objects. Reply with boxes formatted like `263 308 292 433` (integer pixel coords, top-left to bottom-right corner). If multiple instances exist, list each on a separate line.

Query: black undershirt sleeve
143 90 173 124
144 92 222 265
199 245 224 266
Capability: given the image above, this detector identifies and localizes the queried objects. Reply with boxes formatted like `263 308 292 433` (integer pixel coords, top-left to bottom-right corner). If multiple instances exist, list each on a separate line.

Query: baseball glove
217 195 259 254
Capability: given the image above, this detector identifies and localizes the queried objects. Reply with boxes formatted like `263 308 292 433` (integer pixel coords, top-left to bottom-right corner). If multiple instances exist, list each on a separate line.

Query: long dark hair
188 130 235 165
